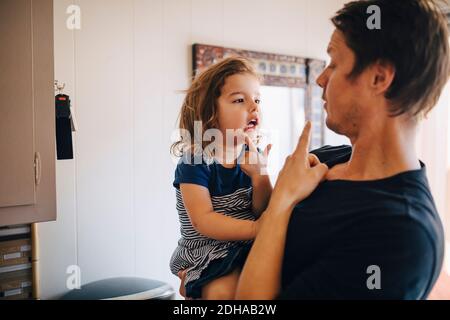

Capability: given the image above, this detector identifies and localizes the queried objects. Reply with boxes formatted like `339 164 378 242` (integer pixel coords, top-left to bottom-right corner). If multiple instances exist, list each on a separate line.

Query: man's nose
316 70 327 88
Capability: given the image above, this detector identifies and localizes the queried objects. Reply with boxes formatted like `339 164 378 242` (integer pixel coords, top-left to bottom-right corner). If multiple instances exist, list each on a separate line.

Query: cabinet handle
34 152 41 186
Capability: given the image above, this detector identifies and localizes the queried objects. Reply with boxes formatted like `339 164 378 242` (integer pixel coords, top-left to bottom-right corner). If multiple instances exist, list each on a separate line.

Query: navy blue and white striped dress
169 154 255 298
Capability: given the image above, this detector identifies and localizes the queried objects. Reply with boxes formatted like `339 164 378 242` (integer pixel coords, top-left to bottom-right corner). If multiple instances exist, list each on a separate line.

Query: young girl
169 57 272 300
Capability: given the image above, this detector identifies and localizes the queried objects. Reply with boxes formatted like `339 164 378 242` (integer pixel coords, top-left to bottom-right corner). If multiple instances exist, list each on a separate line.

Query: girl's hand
177 270 193 300
177 270 187 298
239 134 272 180
269 121 328 214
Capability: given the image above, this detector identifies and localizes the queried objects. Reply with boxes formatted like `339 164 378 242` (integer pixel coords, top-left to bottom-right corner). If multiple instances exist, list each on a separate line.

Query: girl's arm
180 183 257 241
235 122 328 299
250 175 272 218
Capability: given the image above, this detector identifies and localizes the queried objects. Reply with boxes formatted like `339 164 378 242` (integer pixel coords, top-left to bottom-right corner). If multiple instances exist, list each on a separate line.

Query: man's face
316 29 371 138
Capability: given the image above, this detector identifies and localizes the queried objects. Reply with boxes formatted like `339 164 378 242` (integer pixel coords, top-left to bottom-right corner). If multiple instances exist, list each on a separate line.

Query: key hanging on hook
54 80 66 95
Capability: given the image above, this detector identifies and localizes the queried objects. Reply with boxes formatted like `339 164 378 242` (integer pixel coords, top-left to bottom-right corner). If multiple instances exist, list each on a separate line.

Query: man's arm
235 202 292 299
235 122 328 299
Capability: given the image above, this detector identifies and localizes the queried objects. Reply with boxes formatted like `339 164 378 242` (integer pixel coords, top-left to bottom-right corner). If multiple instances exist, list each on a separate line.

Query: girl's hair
171 56 260 157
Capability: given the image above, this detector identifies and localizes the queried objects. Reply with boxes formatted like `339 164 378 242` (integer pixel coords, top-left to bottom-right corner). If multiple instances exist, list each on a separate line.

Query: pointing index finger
293 121 312 156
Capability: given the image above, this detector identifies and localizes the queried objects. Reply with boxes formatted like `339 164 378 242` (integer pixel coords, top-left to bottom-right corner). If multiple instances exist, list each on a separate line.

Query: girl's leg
201 267 241 300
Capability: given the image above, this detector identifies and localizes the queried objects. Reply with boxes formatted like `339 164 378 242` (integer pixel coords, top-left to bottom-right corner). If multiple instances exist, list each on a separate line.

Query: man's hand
269 121 328 213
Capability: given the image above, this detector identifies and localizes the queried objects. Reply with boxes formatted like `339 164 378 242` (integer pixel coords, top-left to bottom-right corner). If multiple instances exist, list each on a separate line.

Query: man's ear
371 60 396 95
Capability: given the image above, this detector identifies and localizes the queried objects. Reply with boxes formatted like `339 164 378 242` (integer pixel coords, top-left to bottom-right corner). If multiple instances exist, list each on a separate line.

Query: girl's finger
264 144 272 157
178 270 187 280
245 134 258 153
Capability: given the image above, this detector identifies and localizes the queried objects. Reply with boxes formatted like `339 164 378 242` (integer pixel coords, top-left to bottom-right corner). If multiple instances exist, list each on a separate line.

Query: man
181 0 449 299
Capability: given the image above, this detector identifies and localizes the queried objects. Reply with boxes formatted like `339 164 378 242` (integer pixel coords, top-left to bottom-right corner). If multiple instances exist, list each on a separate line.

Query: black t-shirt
277 145 445 300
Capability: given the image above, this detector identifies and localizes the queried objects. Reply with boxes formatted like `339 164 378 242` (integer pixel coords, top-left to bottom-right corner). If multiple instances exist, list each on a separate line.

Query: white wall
38 0 347 299
416 81 450 275
417 82 450 230
416 82 450 274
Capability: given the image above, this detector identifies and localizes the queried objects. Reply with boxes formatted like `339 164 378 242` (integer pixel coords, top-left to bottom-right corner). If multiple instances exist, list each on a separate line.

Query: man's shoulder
310 145 352 166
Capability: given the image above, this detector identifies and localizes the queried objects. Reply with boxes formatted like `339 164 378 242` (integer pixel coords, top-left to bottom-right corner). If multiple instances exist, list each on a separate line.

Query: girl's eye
233 98 244 103
255 99 261 104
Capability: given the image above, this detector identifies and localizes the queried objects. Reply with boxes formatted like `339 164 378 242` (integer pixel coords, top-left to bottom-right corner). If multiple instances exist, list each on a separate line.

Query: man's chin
325 117 341 135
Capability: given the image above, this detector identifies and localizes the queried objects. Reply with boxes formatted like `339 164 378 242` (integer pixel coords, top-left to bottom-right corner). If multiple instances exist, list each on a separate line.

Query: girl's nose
249 100 259 112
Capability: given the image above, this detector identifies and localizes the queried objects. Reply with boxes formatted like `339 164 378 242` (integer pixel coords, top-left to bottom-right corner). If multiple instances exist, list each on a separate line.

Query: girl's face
216 73 261 143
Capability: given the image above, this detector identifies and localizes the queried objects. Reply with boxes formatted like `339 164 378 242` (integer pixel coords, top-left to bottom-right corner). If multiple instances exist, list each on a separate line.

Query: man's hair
332 0 450 117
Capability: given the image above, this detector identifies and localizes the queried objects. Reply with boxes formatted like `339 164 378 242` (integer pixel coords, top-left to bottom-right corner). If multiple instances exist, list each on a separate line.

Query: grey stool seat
60 277 175 300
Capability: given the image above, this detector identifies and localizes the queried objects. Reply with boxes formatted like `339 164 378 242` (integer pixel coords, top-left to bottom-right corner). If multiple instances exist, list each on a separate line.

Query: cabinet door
0 0 36 208
0 0 56 226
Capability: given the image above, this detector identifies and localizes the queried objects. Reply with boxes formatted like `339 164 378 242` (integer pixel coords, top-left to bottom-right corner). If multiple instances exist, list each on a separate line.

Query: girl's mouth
244 118 258 132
